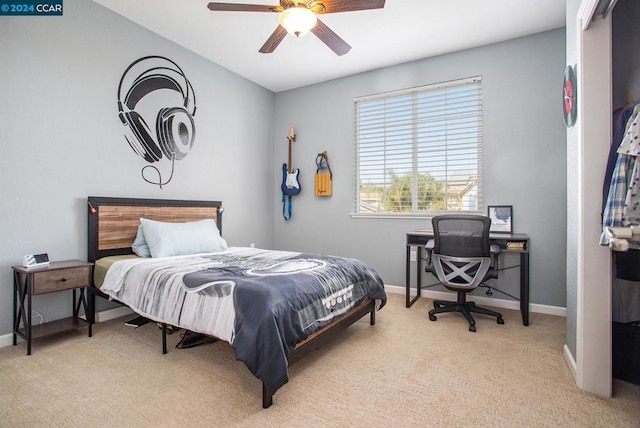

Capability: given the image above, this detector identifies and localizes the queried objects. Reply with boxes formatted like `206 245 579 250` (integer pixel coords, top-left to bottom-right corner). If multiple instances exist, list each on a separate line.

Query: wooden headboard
87 196 223 263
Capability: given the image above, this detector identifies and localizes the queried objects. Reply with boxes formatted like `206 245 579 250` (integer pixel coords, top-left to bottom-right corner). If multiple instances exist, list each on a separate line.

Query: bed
86 196 387 408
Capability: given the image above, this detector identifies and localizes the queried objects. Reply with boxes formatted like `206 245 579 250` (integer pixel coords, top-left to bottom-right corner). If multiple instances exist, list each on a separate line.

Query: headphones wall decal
117 55 197 188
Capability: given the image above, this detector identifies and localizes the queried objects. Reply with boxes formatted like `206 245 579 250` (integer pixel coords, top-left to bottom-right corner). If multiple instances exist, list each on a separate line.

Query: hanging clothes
617 107 640 225
601 104 640 249
602 105 635 215
602 104 640 295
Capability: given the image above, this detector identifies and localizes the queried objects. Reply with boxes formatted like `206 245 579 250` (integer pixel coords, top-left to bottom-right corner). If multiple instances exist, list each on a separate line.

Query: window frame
352 76 484 218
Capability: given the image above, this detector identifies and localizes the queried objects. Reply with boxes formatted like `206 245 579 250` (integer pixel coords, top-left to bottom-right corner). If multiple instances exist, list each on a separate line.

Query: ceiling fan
207 0 386 56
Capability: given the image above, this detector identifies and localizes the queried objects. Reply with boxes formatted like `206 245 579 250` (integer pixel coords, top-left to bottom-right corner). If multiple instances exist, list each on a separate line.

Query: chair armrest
490 244 501 255
424 239 435 273
488 243 501 276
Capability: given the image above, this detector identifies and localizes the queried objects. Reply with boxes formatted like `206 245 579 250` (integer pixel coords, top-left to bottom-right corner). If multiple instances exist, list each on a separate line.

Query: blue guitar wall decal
281 126 300 221
282 126 300 196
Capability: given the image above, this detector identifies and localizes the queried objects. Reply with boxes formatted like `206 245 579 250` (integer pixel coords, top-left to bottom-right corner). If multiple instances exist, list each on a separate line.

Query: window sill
350 211 482 220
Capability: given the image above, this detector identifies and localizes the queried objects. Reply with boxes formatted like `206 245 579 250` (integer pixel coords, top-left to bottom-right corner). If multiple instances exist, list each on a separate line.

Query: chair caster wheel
429 313 437 321
497 317 504 325
469 325 476 332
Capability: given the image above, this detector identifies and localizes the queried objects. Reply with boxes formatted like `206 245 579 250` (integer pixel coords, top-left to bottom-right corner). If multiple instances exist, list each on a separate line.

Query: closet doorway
574 0 640 398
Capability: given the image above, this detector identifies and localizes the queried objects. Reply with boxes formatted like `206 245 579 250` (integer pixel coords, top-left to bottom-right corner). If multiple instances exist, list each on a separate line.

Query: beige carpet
1 293 639 427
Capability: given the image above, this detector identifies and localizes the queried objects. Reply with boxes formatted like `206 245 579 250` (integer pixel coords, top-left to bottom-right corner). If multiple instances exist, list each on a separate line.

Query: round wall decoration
563 65 577 127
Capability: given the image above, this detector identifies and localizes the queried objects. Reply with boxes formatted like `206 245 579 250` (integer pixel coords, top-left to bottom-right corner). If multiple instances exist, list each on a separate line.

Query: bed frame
86 196 224 329
86 196 376 408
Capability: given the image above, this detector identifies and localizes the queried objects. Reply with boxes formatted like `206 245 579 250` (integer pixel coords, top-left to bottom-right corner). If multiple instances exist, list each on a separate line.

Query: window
354 76 483 216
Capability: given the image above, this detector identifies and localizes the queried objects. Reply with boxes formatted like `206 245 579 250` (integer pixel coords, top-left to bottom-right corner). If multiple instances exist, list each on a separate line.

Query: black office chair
425 214 505 332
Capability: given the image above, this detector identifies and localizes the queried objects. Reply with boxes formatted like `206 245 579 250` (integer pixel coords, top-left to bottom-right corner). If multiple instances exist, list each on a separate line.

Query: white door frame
574 0 613 397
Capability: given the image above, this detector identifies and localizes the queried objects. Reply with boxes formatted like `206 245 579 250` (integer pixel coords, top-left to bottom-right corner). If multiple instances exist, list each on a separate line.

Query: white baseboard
0 332 17 348
384 284 567 317
94 306 134 323
0 306 134 349
563 344 577 381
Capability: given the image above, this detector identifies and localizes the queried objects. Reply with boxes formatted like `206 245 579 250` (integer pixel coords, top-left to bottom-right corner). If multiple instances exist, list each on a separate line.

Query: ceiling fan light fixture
278 7 317 37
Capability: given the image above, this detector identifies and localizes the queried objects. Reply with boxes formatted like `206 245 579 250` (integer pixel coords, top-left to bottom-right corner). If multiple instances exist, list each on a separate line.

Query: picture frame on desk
488 205 513 233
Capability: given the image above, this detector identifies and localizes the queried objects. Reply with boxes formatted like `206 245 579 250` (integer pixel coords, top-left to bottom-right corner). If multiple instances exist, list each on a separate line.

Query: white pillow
131 224 151 257
139 218 227 258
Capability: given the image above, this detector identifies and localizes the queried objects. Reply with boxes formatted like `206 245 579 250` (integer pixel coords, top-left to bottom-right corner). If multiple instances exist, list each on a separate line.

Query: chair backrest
432 214 491 258
430 214 493 289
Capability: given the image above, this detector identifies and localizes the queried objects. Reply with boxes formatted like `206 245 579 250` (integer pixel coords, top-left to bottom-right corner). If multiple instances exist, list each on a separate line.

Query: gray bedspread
100 247 386 394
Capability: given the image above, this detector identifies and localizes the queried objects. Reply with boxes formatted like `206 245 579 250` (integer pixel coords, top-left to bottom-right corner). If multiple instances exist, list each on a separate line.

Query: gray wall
272 29 568 307
0 0 275 335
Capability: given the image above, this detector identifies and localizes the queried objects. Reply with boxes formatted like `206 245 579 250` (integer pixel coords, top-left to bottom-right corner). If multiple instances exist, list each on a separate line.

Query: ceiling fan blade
311 18 351 56
207 2 279 12
259 25 288 54
319 0 385 14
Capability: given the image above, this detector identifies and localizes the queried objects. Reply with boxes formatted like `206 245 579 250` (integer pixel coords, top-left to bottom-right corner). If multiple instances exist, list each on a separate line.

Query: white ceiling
92 0 566 93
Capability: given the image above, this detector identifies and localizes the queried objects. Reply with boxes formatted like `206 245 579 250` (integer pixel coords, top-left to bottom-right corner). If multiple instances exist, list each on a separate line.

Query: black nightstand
12 260 93 355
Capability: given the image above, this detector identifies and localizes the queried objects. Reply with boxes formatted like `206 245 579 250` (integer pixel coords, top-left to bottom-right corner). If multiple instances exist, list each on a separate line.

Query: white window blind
354 76 483 215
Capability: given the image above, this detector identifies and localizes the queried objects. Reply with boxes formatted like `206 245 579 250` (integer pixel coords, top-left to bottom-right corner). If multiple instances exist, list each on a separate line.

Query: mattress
93 254 139 288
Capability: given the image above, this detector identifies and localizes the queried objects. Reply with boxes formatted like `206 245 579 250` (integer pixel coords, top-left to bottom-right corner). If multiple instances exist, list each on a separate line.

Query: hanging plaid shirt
617 106 640 225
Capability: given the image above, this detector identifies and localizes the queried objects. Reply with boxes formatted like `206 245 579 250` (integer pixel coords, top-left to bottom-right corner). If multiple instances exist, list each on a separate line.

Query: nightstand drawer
32 266 90 295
